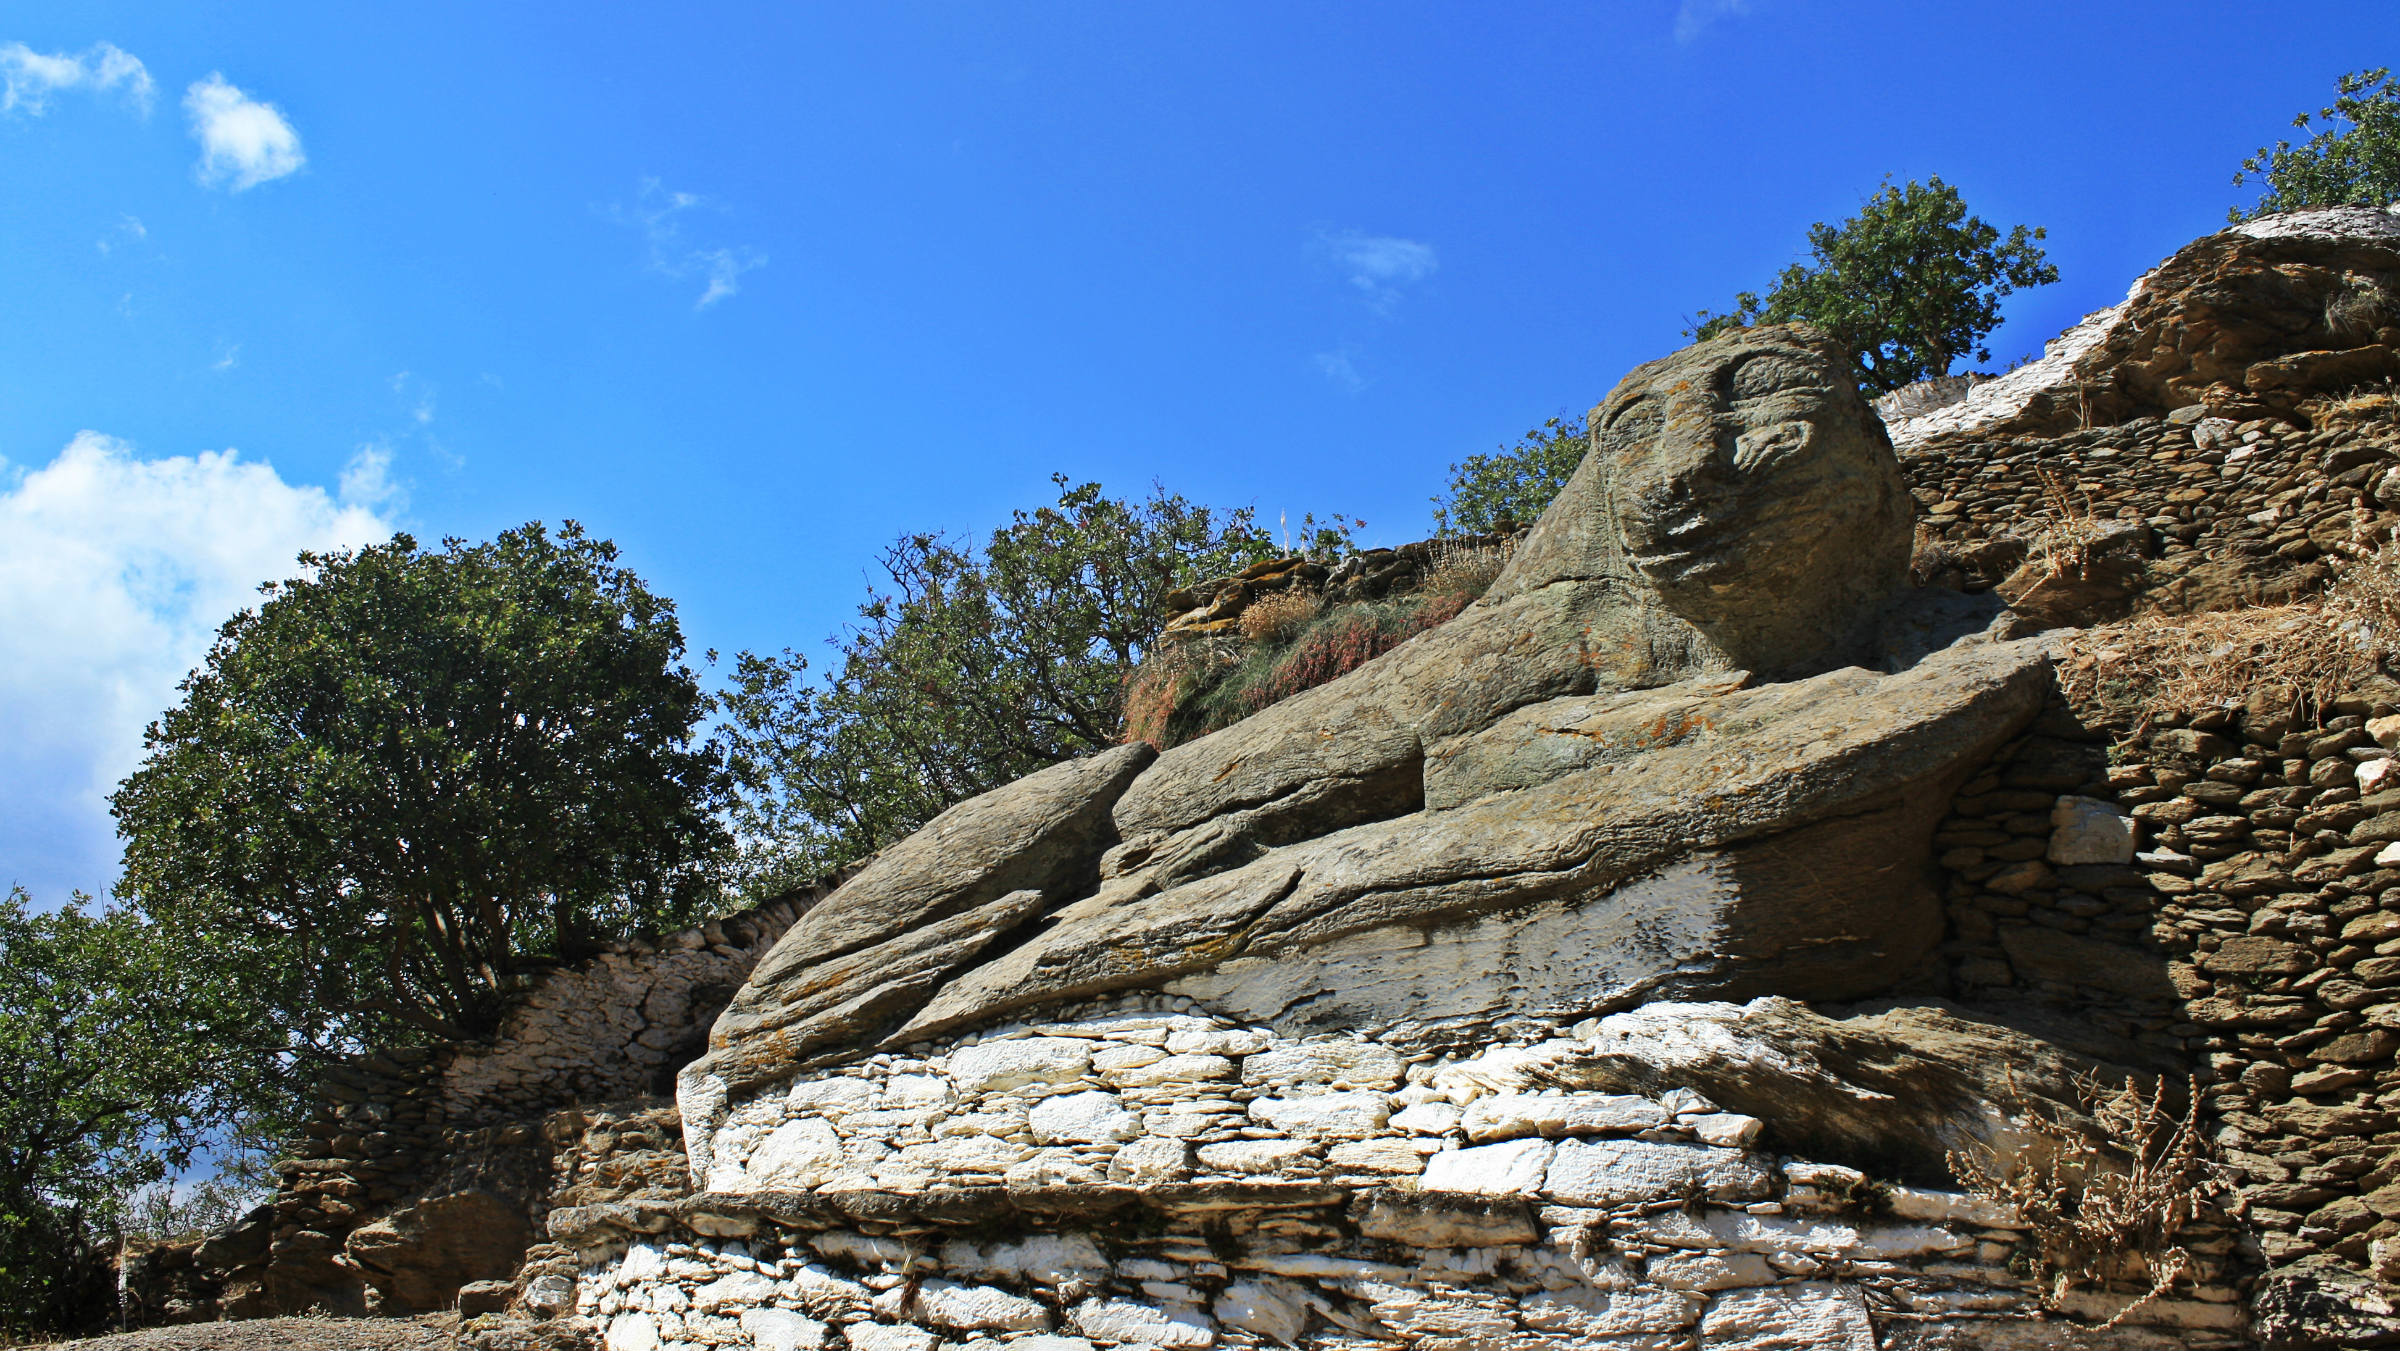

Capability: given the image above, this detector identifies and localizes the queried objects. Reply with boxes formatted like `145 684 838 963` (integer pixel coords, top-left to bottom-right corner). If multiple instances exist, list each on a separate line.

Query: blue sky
2 1 2392 903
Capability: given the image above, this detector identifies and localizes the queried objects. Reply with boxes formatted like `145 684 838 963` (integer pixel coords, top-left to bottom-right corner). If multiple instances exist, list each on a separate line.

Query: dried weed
1950 1074 2230 1328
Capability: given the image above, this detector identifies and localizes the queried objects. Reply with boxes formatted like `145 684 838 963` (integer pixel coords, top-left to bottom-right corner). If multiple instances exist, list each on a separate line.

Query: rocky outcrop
685 325 1983 1128
1890 205 2400 450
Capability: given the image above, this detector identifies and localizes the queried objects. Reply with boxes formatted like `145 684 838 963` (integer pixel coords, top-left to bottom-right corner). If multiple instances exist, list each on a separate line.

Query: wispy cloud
390 371 436 425
1318 230 1438 314
608 180 767 310
184 73 304 191
0 41 152 116
0 433 396 900
211 342 240 372
94 213 146 256
1314 347 1366 394
1675 0 1758 43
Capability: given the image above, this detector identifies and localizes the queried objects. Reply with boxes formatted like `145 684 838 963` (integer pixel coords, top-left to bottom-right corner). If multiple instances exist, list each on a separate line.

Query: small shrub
1950 1074 2229 1327
1239 587 1322 643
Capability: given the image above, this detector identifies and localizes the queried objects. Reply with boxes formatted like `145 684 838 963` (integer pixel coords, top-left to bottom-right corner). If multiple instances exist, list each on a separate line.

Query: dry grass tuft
1238 586 1322 643
1951 1074 2229 1328
2309 378 2400 432
1421 540 1512 599
2017 468 2112 579
2060 526 2400 724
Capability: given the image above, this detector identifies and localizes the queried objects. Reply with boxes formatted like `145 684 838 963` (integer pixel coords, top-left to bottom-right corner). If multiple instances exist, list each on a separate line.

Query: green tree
1431 416 1587 536
113 522 730 1046
2233 68 2400 220
0 890 247 1338
1687 176 2059 395
718 477 1285 890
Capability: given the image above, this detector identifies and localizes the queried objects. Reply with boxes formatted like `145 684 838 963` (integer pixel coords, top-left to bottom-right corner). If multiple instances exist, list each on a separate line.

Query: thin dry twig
1949 1074 2230 1328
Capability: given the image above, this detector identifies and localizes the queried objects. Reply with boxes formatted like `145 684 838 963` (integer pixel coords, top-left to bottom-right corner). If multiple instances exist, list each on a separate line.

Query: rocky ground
28 1315 457 1351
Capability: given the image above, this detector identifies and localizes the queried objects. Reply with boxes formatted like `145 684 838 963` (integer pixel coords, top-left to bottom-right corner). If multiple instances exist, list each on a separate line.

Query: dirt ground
25 1316 458 1351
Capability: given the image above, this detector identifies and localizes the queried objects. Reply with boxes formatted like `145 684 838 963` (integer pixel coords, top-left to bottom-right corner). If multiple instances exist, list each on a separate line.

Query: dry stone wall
550 996 2240 1351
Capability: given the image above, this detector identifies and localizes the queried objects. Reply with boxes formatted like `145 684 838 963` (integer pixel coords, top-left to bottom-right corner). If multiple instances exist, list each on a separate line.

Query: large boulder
345 1190 531 1314
681 325 2025 1172
1889 205 2400 449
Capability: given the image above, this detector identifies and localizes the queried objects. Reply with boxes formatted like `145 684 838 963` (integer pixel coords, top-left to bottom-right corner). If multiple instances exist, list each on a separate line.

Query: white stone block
842 1325 938 1351
1388 1100 1463 1135
1109 1136 1194 1184
1072 1297 1217 1348
2361 756 2400 795
1196 1138 1318 1173
1327 1138 1426 1174
1420 1138 1552 1195
903 1134 1031 1174
1688 1113 1763 1147
1518 1286 1704 1338
1028 1091 1141 1144
1214 1279 1313 1345
1005 1149 1106 1187
605 1312 658 1351
1164 1025 1273 1057
786 1077 879 1116
741 1309 828 1351
948 1037 1095 1094
1544 1139 1772 1206
1646 1250 1775 1291
691 1270 777 1312
1240 1041 1405 1090
942 1234 1108 1286
1106 1053 1236 1088
2048 795 2137 865
1880 1185 2018 1227
909 1279 1053 1332
1090 1042 1166 1072
745 1117 844 1191
1462 1092 1663 1141
1698 1282 1874 1350
1249 1092 1391 1140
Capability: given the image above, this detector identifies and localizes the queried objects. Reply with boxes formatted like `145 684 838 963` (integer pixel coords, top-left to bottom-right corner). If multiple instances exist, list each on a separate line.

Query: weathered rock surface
902 636 2044 1043
1106 323 1913 883
1890 205 2400 449
1532 996 2128 1180
689 742 1154 1097
345 1190 532 1314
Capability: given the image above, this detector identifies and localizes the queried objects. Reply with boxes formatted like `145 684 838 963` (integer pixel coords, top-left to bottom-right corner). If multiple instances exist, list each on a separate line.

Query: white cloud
184 73 304 191
1675 0 1757 42
391 370 436 424
211 342 239 371
1314 347 1366 393
0 41 152 116
0 434 395 901
609 179 768 309
95 213 146 255
1317 230 1438 313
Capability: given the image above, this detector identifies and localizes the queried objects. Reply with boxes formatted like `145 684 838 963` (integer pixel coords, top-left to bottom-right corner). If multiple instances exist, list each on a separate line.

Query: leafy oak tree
2233 68 2400 220
0 890 251 1338
717 477 1287 891
113 523 731 1047
1688 176 2059 395
1431 416 1588 537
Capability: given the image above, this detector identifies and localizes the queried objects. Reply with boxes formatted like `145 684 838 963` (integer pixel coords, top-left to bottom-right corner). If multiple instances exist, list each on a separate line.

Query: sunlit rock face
1493 322 1914 684
594 322 2243 1351
678 323 2020 1146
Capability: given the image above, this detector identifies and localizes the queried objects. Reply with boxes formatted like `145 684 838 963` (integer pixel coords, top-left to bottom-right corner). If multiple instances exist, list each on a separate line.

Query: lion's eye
1726 355 1821 402
1604 397 1661 442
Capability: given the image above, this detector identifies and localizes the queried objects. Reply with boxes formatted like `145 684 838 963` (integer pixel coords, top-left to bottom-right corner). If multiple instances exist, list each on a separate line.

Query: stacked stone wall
552 999 2242 1350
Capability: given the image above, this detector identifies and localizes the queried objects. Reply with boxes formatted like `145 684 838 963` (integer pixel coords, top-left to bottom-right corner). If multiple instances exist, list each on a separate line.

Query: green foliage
718 477 1285 891
1686 176 2059 395
112 522 730 1046
2233 68 2400 220
0 890 250 1338
1431 417 1587 537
